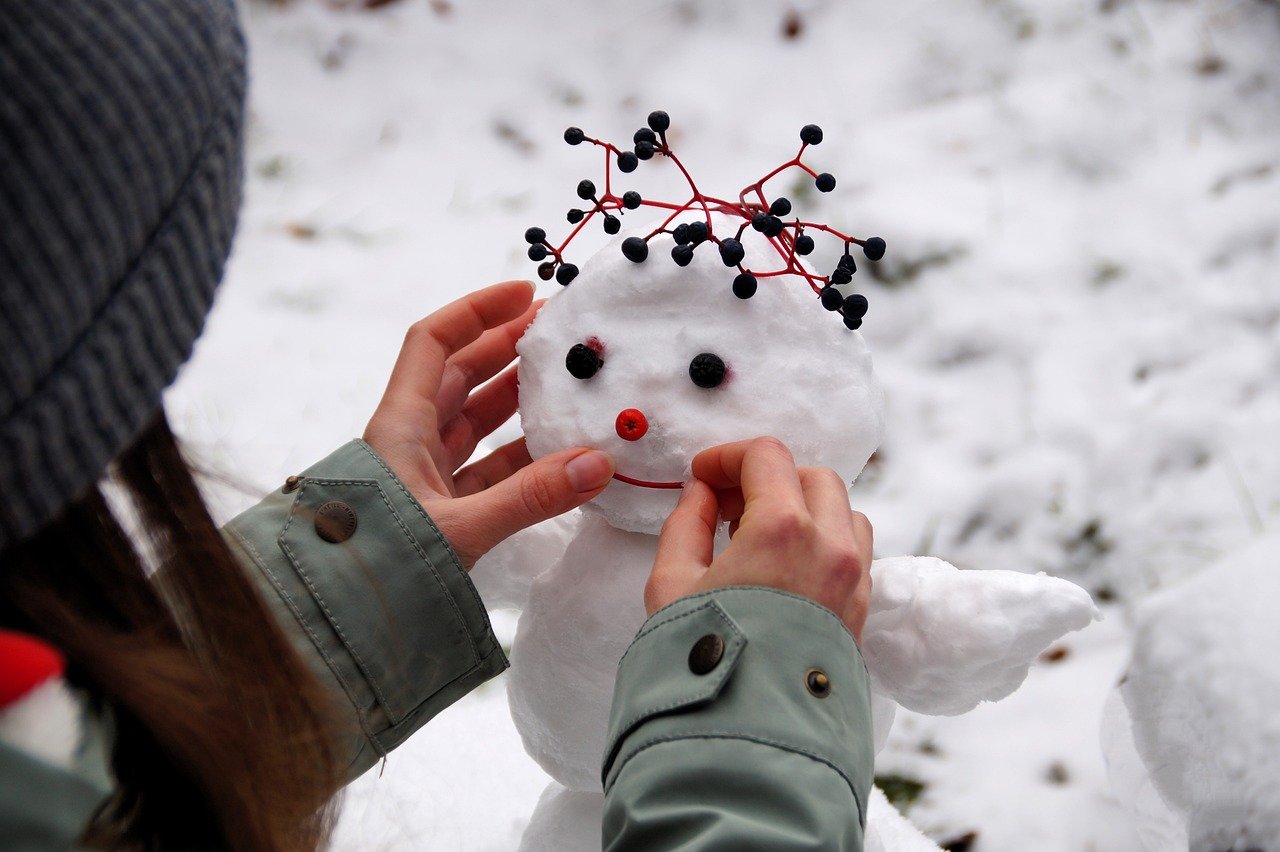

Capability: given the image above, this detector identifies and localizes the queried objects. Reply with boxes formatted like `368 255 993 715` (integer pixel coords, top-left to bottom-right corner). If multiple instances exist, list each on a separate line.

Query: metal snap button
805 668 831 698
688 633 725 675
282 475 304 494
314 501 357 543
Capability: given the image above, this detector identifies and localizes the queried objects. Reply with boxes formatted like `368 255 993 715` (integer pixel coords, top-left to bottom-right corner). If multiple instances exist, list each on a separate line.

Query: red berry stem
529 112 884 328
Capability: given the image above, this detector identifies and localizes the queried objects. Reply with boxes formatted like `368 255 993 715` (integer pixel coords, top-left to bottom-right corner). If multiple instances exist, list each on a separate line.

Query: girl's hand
363 280 614 569
645 437 873 641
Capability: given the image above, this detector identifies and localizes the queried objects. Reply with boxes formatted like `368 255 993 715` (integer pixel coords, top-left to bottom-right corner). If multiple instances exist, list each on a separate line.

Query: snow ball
862 556 1099 715
518 216 884 534
1121 531 1280 851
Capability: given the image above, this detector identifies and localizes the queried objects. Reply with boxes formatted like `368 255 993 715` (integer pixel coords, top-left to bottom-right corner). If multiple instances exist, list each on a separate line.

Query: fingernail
566 450 613 492
678 478 695 502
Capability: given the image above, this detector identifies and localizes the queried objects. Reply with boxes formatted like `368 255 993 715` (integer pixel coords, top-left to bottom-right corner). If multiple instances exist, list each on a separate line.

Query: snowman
470 117 1098 850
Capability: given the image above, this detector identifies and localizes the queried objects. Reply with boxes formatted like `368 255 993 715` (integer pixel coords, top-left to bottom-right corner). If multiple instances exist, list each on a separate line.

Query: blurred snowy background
166 0 1279 848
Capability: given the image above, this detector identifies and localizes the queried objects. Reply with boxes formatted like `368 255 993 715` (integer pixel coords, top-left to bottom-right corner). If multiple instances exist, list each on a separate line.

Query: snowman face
518 221 885 534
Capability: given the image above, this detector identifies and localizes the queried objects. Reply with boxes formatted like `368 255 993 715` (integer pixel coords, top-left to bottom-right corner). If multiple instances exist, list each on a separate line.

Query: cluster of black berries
524 111 886 330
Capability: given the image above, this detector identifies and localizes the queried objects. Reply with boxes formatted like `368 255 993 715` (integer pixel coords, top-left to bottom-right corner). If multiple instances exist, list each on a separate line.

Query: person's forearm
224 440 508 780
602 587 873 849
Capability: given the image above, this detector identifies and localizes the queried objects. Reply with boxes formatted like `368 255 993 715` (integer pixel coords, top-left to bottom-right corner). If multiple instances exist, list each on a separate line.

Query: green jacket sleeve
223 439 509 780
601 587 874 850
0 739 109 852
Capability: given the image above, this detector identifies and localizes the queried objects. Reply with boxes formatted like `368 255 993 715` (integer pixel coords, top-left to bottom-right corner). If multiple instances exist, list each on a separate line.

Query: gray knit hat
0 0 247 548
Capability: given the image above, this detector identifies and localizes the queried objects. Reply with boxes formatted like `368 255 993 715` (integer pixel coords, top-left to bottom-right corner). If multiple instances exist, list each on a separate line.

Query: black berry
820 286 843 311
567 208 584 223
800 124 824 145
634 127 657 146
842 294 869 318
673 223 691 245
752 212 770 232
556 263 579 285
537 262 555 281
603 214 621 234
635 141 655 160
527 244 548 261
617 152 639 173
672 244 695 266
687 221 709 244
566 343 602 379
689 353 727 388
794 234 815 255
843 314 863 330
769 197 792 216
732 272 758 299
815 173 836 192
837 254 857 272
719 238 745 267
763 216 784 238
622 191 642 210
576 179 596 200
524 226 546 244
830 267 853 285
621 237 649 263
862 237 886 261
564 127 585 145
647 110 670 133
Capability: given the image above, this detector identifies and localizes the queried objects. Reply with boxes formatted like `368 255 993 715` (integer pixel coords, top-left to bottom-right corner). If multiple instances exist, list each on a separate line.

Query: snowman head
518 216 885 534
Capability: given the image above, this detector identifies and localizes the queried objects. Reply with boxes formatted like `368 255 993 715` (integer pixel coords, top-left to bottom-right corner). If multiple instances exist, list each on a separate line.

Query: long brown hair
0 412 342 850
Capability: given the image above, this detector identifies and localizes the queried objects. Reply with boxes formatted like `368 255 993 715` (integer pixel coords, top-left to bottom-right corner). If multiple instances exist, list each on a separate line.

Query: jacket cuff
602 587 874 825
224 440 508 773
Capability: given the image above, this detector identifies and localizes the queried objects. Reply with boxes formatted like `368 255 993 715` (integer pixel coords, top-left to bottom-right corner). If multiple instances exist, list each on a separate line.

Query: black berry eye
689 353 726 388
566 343 602 379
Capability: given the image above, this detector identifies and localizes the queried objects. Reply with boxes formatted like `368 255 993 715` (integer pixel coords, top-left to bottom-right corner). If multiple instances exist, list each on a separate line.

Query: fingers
714 487 745 524
846 510 874 643
647 479 718 614
850 509 874 571
379 280 534 414
436 300 542 423
439 447 614 567
691 437 805 518
439 366 519 472
452 436 534 497
798 468 855 536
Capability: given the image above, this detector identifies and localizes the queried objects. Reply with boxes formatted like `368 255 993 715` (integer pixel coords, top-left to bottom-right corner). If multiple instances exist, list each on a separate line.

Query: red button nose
616 408 649 441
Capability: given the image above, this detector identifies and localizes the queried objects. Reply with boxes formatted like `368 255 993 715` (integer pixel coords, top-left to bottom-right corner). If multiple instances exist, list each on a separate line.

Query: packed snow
165 0 1280 848
517 216 882 534
862 557 1097 717
1111 530 1280 849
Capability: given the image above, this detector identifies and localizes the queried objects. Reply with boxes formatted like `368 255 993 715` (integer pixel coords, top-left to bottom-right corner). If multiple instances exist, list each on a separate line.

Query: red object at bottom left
0 629 66 709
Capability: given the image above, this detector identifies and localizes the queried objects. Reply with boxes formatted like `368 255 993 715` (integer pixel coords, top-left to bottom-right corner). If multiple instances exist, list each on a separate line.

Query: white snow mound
1121 530 1280 851
864 786 943 852
862 556 1100 715
518 216 884 535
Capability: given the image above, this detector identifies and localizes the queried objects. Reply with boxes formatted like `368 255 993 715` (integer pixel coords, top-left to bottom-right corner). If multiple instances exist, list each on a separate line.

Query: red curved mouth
612 472 684 490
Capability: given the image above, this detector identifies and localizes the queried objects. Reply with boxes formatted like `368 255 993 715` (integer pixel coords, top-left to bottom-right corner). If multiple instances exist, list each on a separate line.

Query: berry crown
523 110 885 330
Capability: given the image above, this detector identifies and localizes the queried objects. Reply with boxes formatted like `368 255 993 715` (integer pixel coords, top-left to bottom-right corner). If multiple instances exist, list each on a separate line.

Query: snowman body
471 225 1097 849
505 512 654 791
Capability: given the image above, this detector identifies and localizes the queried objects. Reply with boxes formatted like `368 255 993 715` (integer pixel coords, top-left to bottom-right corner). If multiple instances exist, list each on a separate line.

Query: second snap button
315 501 358 543
805 668 832 698
688 633 725 675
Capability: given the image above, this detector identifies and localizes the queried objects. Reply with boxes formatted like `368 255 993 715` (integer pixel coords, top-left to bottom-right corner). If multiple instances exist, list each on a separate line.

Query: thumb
443 447 614 565
645 478 718 614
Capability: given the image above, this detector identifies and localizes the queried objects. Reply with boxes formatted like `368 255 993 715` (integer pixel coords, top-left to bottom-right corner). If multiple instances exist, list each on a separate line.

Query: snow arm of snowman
467 511 585 612
860 556 1100 716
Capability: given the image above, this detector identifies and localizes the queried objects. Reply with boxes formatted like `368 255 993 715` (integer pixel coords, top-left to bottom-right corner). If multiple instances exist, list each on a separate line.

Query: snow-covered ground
167 0 1279 848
